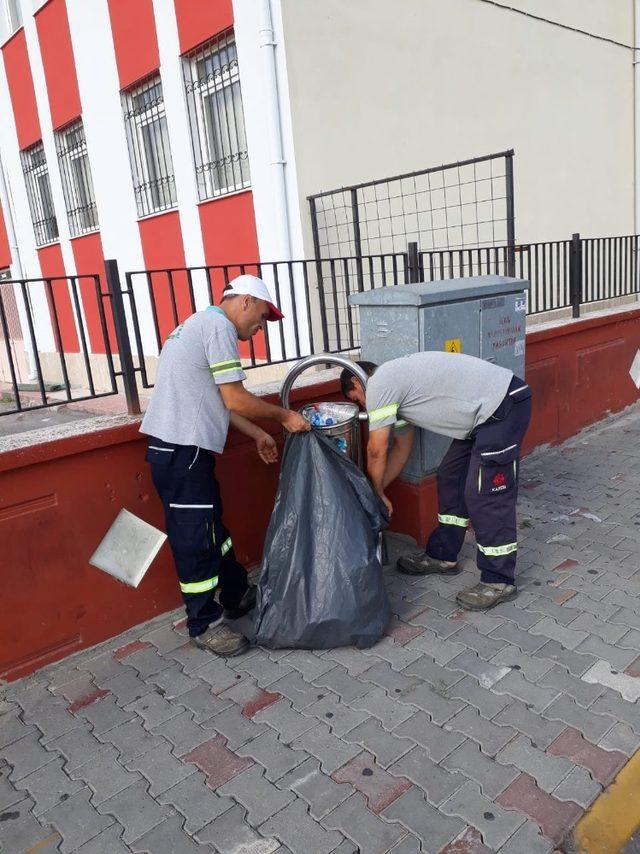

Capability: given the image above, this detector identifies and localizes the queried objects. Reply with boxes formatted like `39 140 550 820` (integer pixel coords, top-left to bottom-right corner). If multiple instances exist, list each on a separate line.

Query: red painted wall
35 0 81 130
107 0 160 89
138 211 191 343
1 29 41 149
37 244 79 353
199 193 259 271
174 0 233 54
71 232 117 354
3 308 639 680
0 202 11 268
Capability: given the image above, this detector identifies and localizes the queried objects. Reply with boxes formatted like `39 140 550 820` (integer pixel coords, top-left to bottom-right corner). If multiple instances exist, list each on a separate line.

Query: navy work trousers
425 377 532 585
146 437 248 637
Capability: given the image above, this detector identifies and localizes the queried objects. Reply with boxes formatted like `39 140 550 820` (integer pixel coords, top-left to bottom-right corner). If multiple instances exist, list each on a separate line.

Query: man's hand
256 432 278 464
281 409 311 433
379 492 393 518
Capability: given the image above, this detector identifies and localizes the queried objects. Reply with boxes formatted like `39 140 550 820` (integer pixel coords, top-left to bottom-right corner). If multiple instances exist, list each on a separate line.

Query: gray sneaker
192 620 249 657
456 582 517 611
397 552 461 576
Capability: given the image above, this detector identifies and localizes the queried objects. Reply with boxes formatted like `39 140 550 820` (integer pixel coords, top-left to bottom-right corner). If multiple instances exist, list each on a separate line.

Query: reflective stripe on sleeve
221 537 232 556
368 404 399 424
438 514 469 528
477 542 518 557
209 359 242 376
180 576 219 594
394 419 409 430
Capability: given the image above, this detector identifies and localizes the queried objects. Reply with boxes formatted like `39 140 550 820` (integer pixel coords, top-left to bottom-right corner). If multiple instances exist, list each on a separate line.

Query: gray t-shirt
140 306 245 452
366 352 513 439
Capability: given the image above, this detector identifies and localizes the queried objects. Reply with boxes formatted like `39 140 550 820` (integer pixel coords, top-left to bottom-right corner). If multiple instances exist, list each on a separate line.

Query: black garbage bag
254 430 391 649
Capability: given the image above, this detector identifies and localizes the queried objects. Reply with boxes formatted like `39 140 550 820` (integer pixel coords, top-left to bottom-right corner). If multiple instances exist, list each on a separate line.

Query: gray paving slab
3 404 640 853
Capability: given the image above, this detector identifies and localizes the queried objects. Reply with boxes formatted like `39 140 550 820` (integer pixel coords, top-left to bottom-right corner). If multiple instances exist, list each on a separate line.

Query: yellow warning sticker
444 338 462 353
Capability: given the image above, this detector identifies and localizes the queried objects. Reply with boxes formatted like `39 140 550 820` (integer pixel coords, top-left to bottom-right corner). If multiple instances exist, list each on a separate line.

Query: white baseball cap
224 274 284 322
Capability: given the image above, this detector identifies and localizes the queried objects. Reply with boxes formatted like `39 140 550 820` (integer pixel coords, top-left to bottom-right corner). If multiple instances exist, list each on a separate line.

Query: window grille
122 75 177 217
20 142 59 247
55 120 99 237
183 30 250 201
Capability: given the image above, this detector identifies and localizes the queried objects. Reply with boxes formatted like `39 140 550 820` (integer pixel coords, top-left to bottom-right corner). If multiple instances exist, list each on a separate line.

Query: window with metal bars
182 30 250 201
122 75 177 218
20 143 59 247
55 120 99 237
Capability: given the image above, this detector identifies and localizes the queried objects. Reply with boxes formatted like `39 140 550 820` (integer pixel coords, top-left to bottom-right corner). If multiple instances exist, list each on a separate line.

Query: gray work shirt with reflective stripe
366 351 513 439
140 306 245 452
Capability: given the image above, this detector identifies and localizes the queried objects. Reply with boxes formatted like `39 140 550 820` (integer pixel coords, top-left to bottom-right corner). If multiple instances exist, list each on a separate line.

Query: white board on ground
89 508 167 588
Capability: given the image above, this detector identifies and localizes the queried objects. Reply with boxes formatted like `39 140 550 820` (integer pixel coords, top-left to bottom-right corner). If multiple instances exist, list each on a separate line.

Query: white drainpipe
258 0 291 262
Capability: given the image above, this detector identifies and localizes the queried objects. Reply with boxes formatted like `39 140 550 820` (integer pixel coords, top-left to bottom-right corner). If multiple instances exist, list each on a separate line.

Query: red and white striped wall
0 0 304 365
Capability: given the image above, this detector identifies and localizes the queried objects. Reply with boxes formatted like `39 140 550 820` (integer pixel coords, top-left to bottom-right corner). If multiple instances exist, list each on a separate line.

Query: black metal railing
0 232 638 418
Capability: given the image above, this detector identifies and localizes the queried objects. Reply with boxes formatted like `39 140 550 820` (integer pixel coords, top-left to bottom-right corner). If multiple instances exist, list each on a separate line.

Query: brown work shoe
192 620 249 657
456 582 517 611
397 552 461 576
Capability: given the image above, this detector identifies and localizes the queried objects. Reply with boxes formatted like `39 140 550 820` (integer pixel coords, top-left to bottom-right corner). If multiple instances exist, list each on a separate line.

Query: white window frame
122 76 177 218
21 143 59 247
55 120 99 237
184 32 251 201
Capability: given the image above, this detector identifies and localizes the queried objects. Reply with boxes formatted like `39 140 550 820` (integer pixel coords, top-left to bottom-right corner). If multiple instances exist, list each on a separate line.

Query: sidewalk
2 403 640 853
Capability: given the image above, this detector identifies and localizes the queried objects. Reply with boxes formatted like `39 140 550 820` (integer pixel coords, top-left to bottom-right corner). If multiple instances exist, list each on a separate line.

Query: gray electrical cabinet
349 276 530 481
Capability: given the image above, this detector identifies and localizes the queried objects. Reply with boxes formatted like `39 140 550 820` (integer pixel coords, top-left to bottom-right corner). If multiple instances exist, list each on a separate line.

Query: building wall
0 0 294 379
280 0 635 251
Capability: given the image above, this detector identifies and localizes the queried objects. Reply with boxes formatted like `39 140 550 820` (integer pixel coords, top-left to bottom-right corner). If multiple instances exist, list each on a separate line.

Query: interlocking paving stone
569 612 629 645
350 688 416 729
131 814 209 853
404 630 467 665
406 607 467 638
312 665 371 703
538 663 606 707
0 763 25 811
124 743 195 797
598 723 640 757
447 625 508 660
496 773 582 843
0 798 59 853
151 711 214 756
496 820 554 854
397 684 466 725
582 659 640 702
44 788 115 852
494 700 565 749
192 657 242 695
277 757 353 819
210 703 268 749
532 640 599 677
183 734 252 789
291 723 361 774
97 718 165 761
449 674 513 719
238 730 308 781
260 798 344 854
323 647 382 676
254 699 318 744
496 734 573 793
441 779 525 849
342 718 413 768
448 706 518 756
145 665 202 700
360 660 421 696
448 650 512 689
70 745 142 805
1 733 56 782
281 650 336 681
74 824 130 853
270 671 334 710
219 764 295 825
157 771 234 834
76 695 136 735
324 792 408 854
301 695 369 737
577 636 639 670
441 739 520 799
196 803 280 852
388 745 466 806
541 694 616 743
492 669 559 712
440 826 492 854
551 765 601 808
381 785 464 850
0 713 36 748
124 690 185 729
393 712 466 762
96 780 172 845
331 750 411 813
548 727 627 785
590 689 640 736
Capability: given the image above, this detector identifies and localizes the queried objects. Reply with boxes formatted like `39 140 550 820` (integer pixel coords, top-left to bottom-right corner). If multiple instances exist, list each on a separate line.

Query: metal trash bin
299 401 363 468
281 354 387 564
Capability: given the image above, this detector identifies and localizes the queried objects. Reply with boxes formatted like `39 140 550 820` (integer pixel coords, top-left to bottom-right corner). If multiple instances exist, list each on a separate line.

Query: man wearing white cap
141 275 309 656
